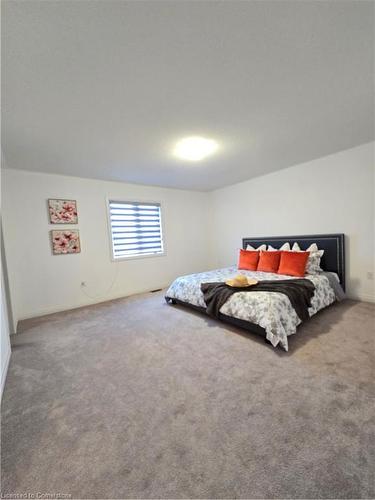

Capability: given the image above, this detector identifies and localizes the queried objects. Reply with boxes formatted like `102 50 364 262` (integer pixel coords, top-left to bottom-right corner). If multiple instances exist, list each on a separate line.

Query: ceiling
2 0 374 191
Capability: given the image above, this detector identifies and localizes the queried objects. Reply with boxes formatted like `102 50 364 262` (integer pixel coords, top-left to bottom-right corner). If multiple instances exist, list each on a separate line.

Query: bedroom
1 1 374 499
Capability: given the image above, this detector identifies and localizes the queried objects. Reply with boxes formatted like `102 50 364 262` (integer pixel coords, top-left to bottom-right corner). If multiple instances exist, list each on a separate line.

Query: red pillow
238 249 259 271
257 251 281 273
278 251 310 277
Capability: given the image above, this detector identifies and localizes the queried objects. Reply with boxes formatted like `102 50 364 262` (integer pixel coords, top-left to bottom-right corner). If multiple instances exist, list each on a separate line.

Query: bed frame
166 233 345 342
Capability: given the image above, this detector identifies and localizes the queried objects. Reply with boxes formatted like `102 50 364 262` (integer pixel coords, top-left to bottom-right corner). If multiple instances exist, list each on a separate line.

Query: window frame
106 197 166 262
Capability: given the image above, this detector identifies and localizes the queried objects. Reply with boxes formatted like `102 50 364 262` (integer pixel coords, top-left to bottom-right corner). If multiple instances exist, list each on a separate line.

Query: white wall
210 142 375 302
2 170 212 325
1 267 11 397
1 164 12 397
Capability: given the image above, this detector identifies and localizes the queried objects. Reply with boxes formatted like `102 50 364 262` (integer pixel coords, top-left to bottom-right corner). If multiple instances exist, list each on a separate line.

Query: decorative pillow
292 242 318 252
257 250 281 273
292 242 324 274
238 249 259 271
268 242 291 251
278 251 310 277
246 244 266 251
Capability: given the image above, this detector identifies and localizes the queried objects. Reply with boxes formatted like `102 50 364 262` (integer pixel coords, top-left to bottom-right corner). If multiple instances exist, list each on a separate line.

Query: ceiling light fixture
173 136 219 161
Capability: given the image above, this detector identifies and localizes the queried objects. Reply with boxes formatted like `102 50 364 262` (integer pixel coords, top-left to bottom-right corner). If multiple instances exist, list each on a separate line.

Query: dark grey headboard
242 234 345 291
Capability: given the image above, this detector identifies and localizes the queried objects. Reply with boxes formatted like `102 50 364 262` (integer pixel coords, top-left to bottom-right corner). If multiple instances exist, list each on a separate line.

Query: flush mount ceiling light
173 136 219 161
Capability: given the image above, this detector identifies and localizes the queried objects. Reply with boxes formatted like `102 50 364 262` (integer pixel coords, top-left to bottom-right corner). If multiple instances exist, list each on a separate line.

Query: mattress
165 267 337 351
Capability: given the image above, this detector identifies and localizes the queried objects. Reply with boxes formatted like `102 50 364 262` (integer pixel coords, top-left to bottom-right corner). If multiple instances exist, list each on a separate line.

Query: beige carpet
1 291 374 499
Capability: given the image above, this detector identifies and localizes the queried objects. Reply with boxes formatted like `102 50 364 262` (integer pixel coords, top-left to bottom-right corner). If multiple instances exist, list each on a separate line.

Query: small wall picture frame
51 230 81 255
48 198 78 224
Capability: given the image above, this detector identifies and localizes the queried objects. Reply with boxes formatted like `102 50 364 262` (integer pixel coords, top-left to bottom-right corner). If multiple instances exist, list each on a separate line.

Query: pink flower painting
51 230 81 255
48 199 78 224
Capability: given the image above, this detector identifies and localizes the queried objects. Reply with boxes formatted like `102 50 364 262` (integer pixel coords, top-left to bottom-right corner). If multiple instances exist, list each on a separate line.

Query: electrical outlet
81 281 86 287
367 272 373 280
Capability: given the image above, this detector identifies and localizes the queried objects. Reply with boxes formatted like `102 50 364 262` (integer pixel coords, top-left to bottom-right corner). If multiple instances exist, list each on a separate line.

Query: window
108 200 164 260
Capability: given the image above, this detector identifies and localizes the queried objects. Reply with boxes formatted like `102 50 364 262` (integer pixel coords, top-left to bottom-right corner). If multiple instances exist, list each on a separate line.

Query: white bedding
165 267 337 351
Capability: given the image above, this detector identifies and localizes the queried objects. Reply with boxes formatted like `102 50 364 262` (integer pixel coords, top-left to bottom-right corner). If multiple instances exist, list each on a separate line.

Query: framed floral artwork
48 199 78 224
51 230 81 255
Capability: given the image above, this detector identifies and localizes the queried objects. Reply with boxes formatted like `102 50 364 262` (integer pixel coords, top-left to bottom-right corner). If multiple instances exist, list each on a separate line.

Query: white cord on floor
80 262 120 300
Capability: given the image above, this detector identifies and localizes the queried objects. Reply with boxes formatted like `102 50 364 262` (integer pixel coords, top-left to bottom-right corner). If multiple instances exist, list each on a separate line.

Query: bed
165 234 345 350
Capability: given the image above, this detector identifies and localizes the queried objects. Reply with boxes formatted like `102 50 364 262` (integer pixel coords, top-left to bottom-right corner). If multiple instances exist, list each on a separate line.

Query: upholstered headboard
242 234 345 291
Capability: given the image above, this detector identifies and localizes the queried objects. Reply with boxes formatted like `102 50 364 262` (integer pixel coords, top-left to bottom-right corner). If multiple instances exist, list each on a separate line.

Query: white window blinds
108 201 164 259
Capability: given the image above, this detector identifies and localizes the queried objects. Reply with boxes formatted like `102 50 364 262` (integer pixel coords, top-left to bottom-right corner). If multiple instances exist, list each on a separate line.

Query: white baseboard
1 347 11 400
14 284 375 331
347 292 375 303
16 283 170 329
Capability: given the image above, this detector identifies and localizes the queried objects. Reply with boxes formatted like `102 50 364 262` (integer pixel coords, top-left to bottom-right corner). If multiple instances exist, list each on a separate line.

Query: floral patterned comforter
165 267 337 351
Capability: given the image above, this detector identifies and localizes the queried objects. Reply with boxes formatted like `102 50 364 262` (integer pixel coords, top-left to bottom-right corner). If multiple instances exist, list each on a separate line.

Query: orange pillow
238 249 259 271
278 251 310 277
257 250 281 273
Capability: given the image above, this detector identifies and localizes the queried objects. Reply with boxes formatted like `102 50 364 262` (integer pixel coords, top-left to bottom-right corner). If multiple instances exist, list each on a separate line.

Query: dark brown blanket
200 279 315 322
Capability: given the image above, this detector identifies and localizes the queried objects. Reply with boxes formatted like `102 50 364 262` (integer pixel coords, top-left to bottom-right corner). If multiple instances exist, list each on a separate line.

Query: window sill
111 252 166 263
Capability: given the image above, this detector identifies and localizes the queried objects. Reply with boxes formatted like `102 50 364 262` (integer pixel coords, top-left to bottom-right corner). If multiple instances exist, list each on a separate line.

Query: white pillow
292 242 318 253
268 242 291 251
246 244 266 251
291 242 324 274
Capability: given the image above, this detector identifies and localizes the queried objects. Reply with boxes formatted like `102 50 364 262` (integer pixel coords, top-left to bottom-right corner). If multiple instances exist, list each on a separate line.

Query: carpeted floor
1 291 374 499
